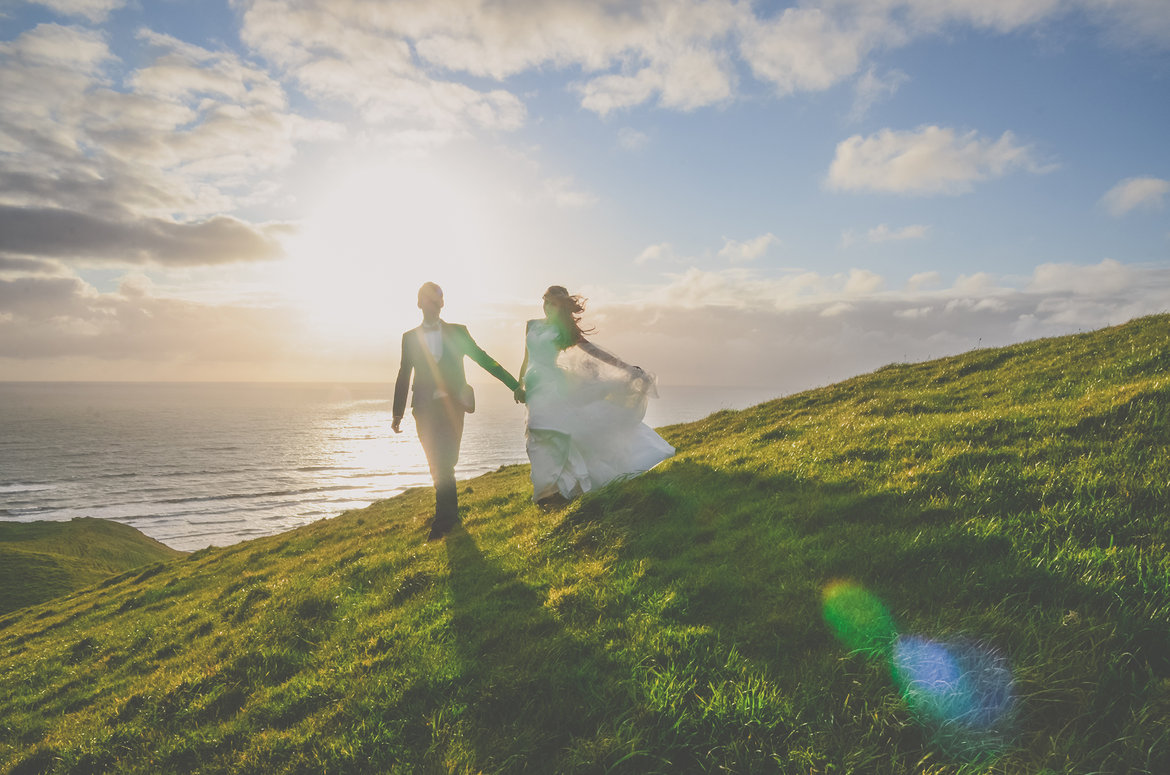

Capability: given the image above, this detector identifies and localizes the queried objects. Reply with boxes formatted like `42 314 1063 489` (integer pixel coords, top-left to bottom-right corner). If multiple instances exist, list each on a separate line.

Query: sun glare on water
284 158 505 344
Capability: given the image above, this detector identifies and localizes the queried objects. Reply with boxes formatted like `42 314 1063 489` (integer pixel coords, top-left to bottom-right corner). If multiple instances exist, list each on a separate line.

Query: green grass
0 517 185 614
2 314 1168 773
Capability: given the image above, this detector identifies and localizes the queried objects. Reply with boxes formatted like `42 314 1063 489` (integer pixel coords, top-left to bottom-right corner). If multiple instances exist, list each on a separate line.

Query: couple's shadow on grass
440 525 615 769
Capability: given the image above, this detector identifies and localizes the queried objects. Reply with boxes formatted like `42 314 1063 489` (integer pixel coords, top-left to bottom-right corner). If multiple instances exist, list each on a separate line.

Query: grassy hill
1 315 1168 774
0 518 185 615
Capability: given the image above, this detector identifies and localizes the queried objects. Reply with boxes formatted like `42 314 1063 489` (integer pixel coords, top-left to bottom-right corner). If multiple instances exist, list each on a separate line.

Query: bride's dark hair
543 285 594 350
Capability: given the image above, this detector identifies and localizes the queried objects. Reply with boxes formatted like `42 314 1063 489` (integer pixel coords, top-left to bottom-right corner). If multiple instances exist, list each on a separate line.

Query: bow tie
422 323 441 331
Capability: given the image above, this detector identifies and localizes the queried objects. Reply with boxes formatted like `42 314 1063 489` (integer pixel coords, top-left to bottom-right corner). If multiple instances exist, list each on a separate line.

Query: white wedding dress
523 319 675 501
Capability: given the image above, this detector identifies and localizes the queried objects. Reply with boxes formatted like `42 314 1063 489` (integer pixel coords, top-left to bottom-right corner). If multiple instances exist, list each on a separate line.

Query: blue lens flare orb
891 634 1016 758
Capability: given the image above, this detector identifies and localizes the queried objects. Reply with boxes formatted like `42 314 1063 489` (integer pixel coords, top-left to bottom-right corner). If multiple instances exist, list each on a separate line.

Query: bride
515 286 674 506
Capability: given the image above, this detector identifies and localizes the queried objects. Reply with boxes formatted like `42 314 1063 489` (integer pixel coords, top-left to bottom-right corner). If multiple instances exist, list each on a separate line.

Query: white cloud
844 268 884 295
117 271 155 298
0 271 305 372
907 271 942 291
826 0 1168 46
567 1 741 114
237 0 527 137
577 68 663 117
587 257 1170 391
842 225 928 249
0 205 292 265
739 6 889 96
648 265 769 306
636 242 677 265
542 176 598 209
850 66 909 120
1101 176 1169 216
0 21 112 71
1028 258 1133 295
827 125 1052 195
0 256 65 274
718 233 779 263
867 223 929 242
641 262 1126 317
571 46 736 116
1 24 316 201
27 0 126 24
0 23 330 266
1078 0 1170 47
220 0 1170 134
821 301 853 317
130 29 287 109
647 266 887 309
657 46 736 111
893 0 1063 33
223 0 1170 127
617 127 650 150
407 1 655 79
952 272 1003 295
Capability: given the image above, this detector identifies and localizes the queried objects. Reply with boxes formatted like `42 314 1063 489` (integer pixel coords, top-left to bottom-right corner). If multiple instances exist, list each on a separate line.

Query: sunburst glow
284 157 505 344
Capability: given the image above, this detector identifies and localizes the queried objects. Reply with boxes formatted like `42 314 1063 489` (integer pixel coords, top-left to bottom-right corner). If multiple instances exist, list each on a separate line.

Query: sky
1 0 1168 393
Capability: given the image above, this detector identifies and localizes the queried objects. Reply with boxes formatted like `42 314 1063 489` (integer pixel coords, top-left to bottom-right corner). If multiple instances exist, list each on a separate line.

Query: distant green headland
0 518 184 615
1 315 1167 773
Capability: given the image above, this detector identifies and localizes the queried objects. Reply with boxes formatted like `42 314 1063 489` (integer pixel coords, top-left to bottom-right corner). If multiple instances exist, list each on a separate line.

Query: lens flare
821 582 1017 762
821 580 898 656
892 634 1015 756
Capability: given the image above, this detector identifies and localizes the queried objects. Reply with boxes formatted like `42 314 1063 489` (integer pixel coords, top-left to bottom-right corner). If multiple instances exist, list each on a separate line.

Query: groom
392 282 521 540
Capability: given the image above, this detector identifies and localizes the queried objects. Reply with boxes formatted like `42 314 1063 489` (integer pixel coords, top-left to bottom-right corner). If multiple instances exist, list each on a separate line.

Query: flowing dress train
523 319 674 501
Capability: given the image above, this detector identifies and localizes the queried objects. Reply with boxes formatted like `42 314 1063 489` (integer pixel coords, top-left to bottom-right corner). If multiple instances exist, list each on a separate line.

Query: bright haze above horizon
1 0 1168 393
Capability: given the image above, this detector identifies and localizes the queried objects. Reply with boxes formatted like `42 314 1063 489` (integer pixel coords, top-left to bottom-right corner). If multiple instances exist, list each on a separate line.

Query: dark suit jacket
393 321 519 419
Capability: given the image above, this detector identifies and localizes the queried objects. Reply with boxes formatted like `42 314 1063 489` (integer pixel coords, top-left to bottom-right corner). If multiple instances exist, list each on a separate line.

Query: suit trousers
413 397 465 528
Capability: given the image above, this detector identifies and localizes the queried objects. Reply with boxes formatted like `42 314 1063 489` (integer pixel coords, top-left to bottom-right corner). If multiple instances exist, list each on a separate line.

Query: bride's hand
514 386 526 404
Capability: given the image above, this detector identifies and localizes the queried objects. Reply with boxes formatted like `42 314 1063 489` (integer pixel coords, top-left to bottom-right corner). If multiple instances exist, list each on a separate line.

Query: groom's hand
391 416 403 433
513 386 526 404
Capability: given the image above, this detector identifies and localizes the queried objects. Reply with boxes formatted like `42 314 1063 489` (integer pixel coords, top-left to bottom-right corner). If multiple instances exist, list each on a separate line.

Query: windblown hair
543 285 594 350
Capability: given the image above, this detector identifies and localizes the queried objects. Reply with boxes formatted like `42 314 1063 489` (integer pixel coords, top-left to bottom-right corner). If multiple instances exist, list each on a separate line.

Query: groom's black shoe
426 517 455 541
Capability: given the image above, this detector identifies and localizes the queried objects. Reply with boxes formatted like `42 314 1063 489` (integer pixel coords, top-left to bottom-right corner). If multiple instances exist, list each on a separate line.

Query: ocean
0 382 778 551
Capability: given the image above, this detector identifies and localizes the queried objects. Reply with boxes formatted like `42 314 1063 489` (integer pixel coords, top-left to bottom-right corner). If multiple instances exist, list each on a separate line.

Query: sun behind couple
393 282 674 540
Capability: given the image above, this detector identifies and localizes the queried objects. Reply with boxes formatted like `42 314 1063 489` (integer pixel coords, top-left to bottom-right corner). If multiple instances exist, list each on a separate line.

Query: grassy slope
1 315 1168 774
0 518 185 615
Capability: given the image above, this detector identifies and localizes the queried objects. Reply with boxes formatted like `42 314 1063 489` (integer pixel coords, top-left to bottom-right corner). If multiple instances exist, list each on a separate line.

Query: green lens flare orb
821 580 898 656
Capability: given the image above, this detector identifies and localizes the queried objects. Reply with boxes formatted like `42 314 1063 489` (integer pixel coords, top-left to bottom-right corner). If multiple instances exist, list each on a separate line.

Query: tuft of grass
1 314 1169 773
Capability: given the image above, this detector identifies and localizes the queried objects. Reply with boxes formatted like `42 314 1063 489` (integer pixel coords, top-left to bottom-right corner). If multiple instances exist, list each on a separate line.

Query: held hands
513 386 526 404
391 417 403 433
